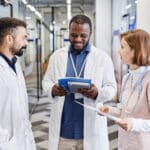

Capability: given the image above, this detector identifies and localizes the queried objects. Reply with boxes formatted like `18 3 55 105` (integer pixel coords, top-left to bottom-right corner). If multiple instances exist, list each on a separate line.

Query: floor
26 73 118 150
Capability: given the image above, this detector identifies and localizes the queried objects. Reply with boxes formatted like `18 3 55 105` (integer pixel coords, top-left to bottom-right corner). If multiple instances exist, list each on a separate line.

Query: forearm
130 118 150 132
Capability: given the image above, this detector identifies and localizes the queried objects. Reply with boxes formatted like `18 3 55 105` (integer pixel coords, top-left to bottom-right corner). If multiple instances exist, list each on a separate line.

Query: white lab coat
0 57 36 150
42 45 116 150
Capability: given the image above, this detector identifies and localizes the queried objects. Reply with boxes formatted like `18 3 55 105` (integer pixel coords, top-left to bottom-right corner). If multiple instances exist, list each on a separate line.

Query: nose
75 35 82 42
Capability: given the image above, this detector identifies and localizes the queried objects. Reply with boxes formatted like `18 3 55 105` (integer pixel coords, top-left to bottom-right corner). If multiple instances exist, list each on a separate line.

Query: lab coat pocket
0 135 18 150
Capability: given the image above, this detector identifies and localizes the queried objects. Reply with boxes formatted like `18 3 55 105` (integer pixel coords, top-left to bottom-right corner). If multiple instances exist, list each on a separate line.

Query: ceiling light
27 4 36 12
21 0 27 5
126 4 132 9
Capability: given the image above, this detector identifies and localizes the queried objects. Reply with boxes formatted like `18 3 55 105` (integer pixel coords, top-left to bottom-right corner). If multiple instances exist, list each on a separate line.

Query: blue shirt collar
0 52 17 73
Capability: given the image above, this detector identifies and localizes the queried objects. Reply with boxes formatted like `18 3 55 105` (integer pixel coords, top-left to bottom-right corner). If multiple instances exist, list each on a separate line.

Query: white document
75 101 121 122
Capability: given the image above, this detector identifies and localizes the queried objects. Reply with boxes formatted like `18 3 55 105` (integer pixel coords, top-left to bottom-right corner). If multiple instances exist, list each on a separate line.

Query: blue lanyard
119 66 148 103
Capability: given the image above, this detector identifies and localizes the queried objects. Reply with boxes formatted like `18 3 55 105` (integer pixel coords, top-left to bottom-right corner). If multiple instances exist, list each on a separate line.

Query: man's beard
15 46 26 57
70 41 89 53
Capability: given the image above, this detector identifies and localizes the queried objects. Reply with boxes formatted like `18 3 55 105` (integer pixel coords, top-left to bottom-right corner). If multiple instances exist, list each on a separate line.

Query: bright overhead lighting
25 16 31 20
126 4 132 9
67 0 71 4
27 4 36 12
35 11 42 19
66 0 71 20
67 4 71 20
130 16 135 20
26 4 43 20
135 0 138 4
21 0 27 5
63 21 66 24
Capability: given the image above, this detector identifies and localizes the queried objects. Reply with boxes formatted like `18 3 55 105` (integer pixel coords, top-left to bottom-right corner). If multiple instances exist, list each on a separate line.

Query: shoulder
50 46 69 61
90 45 111 59
49 46 69 63
52 46 69 56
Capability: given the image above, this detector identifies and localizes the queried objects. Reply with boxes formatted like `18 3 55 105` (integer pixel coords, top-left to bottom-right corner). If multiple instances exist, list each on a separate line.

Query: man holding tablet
42 14 116 150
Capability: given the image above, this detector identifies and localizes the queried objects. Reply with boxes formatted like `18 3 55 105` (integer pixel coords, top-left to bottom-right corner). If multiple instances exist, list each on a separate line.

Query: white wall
95 0 112 56
137 0 150 33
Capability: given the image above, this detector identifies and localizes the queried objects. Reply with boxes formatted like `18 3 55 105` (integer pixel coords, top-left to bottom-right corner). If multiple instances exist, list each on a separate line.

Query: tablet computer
68 81 91 93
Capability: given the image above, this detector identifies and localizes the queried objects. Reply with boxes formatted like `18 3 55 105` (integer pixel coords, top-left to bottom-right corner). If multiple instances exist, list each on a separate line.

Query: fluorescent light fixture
66 0 71 20
50 25 53 31
35 11 42 19
25 16 31 20
126 4 132 9
27 4 36 12
5 0 11 4
67 0 71 4
63 20 66 24
135 0 138 4
67 4 71 20
21 0 27 5
130 16 135 20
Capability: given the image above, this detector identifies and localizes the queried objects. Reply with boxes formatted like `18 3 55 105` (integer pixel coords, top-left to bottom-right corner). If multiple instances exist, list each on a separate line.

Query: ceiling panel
28 0 94 8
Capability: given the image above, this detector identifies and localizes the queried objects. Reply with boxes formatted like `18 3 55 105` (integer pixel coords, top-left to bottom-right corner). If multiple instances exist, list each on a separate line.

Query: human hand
115 118 133 131
99 106 109 113
52 84 68 97
78 84 98 99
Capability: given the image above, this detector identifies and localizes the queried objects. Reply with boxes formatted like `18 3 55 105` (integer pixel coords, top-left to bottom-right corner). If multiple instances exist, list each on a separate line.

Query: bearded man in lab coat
0 17 36 150
43 15 116 150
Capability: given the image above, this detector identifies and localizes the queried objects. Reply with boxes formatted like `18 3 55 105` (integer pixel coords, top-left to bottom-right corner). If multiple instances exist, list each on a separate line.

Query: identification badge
75 93 83 99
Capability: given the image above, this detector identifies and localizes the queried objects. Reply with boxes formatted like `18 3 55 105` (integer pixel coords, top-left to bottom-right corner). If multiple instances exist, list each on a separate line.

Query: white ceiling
28 0 94 8
27 0 95 27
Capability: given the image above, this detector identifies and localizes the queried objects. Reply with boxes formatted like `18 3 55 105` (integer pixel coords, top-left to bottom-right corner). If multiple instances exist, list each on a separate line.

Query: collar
0 52 17 73
0 52 17 65
129 66 150 75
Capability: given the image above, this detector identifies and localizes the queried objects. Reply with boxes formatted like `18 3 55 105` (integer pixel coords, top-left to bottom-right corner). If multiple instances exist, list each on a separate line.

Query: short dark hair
120 29 150 66
69 14 92 31
0 17 26 44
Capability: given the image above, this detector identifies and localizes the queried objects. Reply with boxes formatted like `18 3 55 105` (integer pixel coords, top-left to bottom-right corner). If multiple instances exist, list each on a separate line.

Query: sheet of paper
75 101 121 122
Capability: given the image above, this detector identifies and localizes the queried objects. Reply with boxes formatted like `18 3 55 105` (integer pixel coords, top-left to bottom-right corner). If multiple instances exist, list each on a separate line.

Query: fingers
99 106 109 113
115 121 128 130
78 84 98 99
52 84 68 96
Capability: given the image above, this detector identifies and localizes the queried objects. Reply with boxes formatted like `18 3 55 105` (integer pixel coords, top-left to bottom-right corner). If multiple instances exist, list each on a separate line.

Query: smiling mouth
74 43 83 47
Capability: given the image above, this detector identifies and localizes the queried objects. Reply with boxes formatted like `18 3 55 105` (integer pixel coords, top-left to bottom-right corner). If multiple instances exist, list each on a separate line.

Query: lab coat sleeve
42 54 56 102
96 55 117 102
0 79 9 143
130 119 150 132
0 79 10 145
0 126 10 144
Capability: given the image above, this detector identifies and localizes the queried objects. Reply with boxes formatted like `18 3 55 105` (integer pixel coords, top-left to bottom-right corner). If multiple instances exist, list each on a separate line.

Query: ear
5 34 14 44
